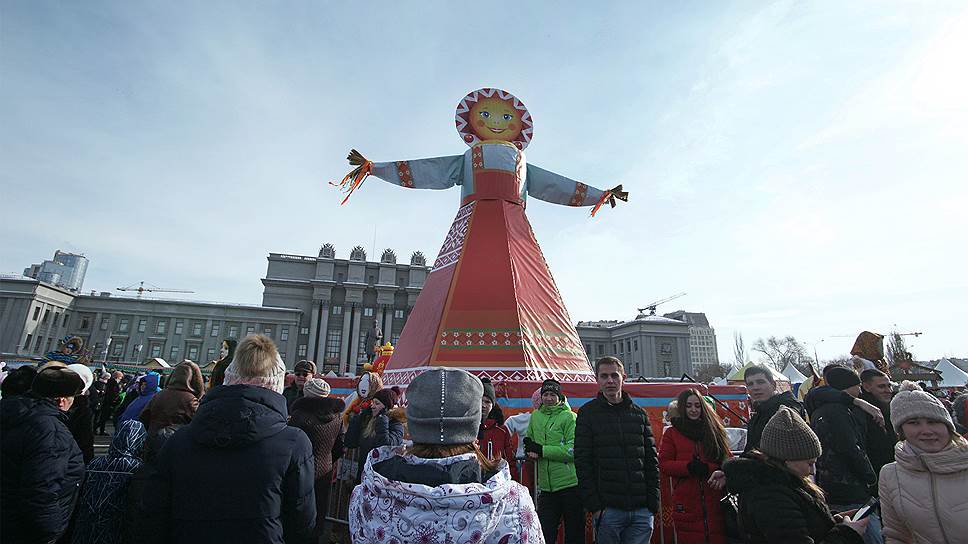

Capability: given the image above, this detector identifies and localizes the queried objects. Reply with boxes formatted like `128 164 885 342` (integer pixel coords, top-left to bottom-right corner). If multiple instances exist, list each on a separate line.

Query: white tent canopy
781 363 809 384
935 358 968 388
727 361 789 383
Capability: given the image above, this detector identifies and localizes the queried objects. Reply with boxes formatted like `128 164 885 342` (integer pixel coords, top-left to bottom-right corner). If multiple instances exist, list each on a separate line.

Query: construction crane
117 281 194 298
638 292 687 316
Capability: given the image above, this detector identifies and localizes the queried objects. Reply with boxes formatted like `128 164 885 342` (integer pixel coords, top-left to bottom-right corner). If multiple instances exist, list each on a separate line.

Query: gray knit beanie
760 405 822 461
406 367 483 445
303 377 331 398
891 381 955 434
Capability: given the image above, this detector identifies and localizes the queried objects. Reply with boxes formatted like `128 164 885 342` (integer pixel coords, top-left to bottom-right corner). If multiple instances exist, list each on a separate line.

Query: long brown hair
676 388 731 462
407 443 499 474
753 450 826 503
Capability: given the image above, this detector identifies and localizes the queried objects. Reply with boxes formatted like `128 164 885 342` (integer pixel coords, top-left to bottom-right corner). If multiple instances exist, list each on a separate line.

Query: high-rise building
663 310 720 367
24 250 88 292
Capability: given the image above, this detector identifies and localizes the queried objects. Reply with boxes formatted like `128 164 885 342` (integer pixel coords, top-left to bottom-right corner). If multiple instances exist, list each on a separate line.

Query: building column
384 305 394 343
308 301 320 360
340 304 354 374
349 304 363 374
316 303 330 365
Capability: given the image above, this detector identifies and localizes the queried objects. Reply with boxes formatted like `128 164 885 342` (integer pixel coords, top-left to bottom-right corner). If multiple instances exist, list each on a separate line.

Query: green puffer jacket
527 399 578 492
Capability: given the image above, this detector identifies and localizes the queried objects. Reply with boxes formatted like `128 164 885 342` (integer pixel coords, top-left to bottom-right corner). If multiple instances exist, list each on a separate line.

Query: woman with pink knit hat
878 381 968 544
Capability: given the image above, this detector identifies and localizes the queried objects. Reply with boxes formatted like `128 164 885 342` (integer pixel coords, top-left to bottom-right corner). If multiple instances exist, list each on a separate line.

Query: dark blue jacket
1 394 85 544
145 385 316 544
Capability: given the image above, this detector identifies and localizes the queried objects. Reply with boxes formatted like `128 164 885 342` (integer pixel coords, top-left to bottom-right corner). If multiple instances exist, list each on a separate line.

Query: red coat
479 419 519 481
659 426 730 544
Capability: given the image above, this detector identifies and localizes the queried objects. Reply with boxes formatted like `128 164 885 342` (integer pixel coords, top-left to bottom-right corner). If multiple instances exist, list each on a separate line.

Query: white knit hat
66 364 94 394
890 381 955 434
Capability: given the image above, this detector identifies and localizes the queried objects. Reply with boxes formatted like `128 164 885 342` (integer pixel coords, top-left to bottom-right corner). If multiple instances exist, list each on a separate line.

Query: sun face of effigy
469 97 523 143
455 88 533 150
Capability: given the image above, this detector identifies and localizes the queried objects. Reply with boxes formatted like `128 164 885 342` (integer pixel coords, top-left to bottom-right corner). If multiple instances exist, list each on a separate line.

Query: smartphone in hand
852 498 879 522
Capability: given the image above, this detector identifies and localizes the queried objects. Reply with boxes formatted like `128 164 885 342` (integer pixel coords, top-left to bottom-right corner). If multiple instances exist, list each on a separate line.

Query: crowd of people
2 336 967 544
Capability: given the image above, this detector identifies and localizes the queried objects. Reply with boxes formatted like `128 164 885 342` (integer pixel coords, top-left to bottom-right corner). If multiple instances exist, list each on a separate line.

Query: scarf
672 416 704 443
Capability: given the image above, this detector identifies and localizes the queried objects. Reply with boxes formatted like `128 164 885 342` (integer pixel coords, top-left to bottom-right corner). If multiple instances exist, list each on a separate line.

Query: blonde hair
232 335 280 378
224 335 285 393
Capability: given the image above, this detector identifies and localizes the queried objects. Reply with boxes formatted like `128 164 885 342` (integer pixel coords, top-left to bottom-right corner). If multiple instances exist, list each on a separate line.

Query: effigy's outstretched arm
333 150 463 204
526 164 629 216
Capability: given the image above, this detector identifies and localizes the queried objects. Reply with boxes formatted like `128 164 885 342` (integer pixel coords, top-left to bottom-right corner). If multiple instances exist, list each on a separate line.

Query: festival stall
934 358 968 391
781 362 809 397
726 361 791 391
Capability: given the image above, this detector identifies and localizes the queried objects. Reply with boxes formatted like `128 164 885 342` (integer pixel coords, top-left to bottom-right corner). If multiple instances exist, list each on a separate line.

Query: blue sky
2 1 965 362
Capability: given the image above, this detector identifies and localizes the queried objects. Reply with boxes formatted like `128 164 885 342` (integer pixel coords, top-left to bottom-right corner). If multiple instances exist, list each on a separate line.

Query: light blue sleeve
370 155 464 190
526 163 608 206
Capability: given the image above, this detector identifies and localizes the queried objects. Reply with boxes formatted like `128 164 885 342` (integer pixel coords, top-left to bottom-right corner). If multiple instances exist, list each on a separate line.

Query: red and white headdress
455 88 533 150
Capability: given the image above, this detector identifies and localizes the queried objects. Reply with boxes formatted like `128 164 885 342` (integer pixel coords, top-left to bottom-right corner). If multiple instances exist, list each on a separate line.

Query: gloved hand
523 437 543 457
687 457 710 478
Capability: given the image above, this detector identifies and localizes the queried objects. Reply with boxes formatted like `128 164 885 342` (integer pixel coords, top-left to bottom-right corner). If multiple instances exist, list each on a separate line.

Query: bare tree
886 332 911 367
694 363 735 383
733 332 748 366
751 335 814 372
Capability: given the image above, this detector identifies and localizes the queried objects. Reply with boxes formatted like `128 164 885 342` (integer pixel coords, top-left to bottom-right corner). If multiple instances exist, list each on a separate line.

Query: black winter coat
744 391 806 453
809 392 876 505
857 391 897 476
283 384 303 410
1 395 85 544
723 454 863 544
574 392 659 513
67 395 95 463
102 378 121 415
344 407 405 483
89 381 106 414
144 385 316 544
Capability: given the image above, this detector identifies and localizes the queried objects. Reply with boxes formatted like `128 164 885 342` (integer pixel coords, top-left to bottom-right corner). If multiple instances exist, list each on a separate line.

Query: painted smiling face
470 97 522 142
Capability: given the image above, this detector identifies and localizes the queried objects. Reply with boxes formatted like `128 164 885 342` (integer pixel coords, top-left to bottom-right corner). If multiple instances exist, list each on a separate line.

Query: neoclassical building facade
260 244 429 374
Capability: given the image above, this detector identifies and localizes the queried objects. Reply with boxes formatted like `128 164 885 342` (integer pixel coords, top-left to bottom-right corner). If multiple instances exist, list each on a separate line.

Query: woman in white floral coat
349 368 543 544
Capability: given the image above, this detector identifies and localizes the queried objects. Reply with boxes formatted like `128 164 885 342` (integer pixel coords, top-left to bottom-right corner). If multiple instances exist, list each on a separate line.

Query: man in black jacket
96 370 122 435
575 356 659 544
858 368 897 476
743 365 807 453
810 367 876 509
145 335 316 544
1 364 86 544
283 359 317 409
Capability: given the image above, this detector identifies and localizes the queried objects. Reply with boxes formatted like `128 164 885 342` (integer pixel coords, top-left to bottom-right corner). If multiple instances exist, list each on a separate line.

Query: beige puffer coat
878 439 968 544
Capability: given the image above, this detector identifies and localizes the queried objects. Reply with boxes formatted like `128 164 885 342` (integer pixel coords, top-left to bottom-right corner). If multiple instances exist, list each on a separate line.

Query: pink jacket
878 439 968 544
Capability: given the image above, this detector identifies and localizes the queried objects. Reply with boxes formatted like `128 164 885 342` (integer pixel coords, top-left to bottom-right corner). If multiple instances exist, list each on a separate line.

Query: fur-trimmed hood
167 361 204 399
387 405 406 422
